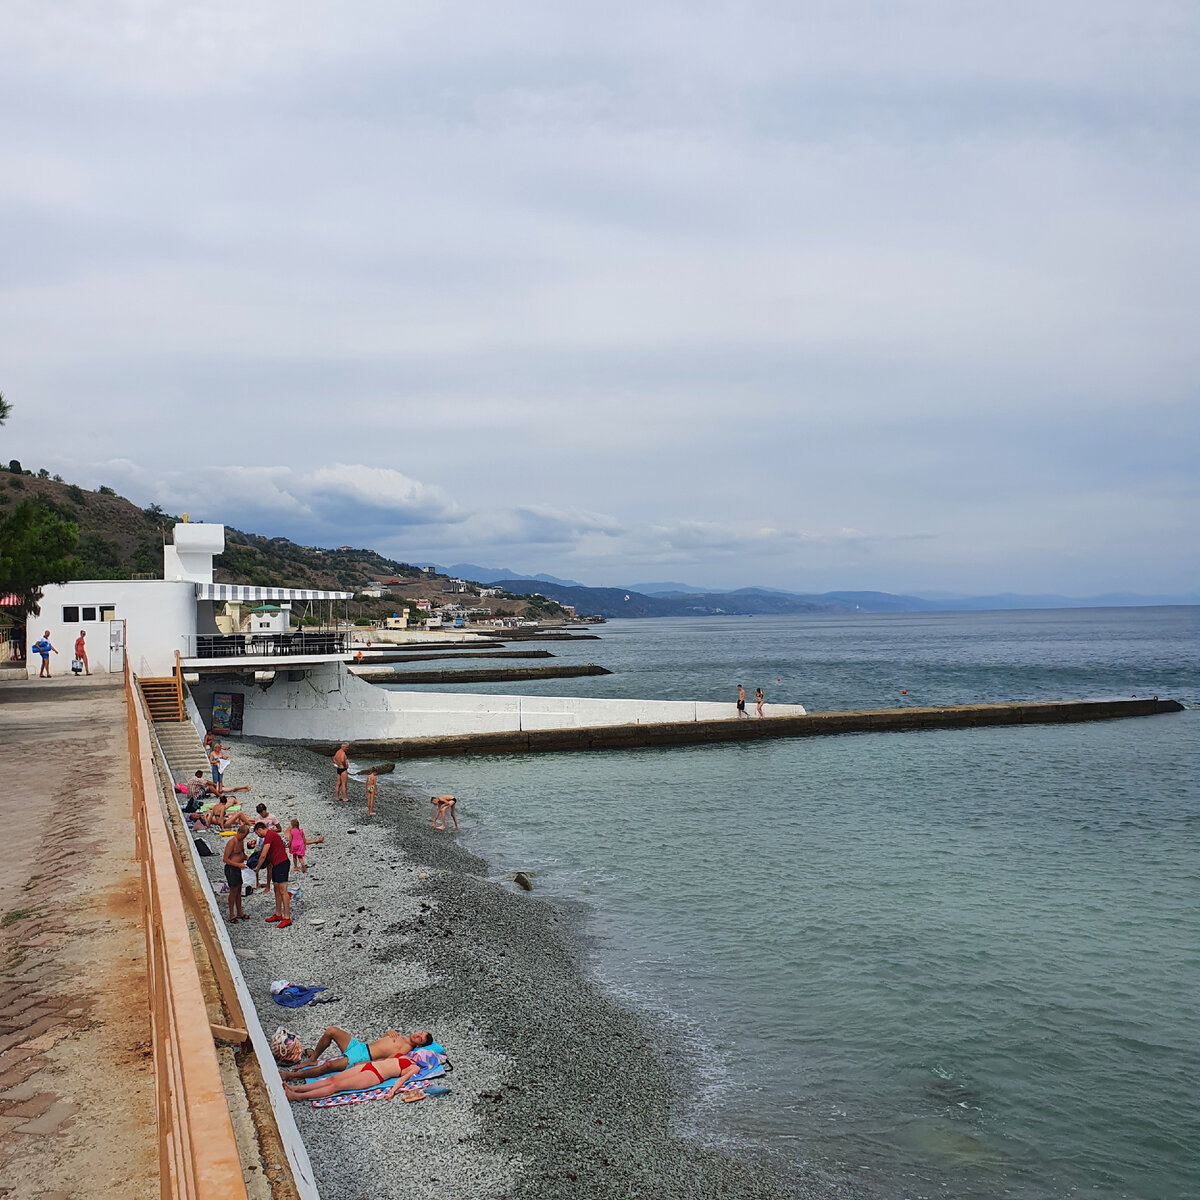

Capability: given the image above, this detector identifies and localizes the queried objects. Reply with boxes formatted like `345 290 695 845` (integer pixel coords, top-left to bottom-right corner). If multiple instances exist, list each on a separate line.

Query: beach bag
71 657 83 674
270 1027 304 1064
193 838 214 857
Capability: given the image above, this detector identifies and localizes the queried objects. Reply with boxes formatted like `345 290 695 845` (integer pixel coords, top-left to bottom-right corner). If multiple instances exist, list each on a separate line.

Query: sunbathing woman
283 1053 421 1101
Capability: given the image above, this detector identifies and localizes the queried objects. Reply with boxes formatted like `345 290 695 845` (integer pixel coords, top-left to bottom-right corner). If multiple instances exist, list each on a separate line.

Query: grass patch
1 905 45 928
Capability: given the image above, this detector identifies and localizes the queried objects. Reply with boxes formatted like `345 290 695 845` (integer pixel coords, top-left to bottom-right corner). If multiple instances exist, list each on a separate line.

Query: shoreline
189 739 857 1199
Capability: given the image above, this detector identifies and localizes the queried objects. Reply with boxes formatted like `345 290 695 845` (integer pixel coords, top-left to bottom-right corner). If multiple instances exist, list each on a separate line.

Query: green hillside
0 466 566 620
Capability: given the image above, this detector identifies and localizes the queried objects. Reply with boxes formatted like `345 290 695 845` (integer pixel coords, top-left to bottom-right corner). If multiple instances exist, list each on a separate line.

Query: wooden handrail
174 649 185 721
125 656 249 1200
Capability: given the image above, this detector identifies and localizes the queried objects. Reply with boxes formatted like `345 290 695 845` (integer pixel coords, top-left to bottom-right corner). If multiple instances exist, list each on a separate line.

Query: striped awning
195 584 353 602
0 593 21 606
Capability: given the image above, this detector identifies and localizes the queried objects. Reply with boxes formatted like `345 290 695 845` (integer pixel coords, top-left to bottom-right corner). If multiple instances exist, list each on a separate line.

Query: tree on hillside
0 500 79 618
0 396 80 617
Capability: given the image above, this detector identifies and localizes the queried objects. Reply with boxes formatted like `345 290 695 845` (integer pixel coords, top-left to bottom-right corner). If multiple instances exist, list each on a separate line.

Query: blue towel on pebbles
271 985 327 1008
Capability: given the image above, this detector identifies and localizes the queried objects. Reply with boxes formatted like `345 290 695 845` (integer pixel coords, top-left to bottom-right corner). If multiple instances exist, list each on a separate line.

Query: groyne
355 649 554 664
350 663 611 684
342 697 1184 760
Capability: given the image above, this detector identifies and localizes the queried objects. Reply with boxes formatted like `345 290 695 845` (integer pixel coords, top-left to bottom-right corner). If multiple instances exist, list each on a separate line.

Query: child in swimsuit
364 770 377 818
288 818 308 873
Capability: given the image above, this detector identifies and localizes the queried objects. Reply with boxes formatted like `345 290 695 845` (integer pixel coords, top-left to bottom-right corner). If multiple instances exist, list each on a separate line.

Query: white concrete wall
32 580 197 677
187 662 805 741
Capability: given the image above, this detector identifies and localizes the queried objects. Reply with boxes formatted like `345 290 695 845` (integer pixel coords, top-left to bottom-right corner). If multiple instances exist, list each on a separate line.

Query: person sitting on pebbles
282 1053 422 1102
281 1028 434 1082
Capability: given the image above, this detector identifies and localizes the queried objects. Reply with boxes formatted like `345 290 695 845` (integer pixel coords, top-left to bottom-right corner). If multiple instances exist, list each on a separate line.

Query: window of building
81 606 97 622
62 605 79 623
99 605 116 622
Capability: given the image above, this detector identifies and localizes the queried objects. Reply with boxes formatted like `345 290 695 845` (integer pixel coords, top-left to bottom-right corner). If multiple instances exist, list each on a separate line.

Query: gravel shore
189 740 858 1200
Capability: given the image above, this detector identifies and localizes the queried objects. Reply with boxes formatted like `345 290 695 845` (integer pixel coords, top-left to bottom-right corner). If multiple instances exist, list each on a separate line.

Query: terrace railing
191 630 351 659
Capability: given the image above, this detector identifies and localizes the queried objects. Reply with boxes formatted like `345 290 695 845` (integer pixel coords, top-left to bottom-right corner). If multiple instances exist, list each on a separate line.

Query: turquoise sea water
387 608 1199 1200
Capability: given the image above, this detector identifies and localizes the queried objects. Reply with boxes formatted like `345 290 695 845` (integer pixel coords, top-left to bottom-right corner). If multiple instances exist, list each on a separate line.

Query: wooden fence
125 657 250 1200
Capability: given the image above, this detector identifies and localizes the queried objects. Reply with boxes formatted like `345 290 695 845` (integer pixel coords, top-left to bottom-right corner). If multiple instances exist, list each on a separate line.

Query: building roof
196 584 353 603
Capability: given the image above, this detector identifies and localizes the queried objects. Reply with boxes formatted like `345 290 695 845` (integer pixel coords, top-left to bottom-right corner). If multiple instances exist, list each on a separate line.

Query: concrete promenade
0 674 158 1199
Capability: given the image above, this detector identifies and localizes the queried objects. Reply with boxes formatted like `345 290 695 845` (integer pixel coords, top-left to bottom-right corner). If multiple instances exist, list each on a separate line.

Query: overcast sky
2 2 1197 595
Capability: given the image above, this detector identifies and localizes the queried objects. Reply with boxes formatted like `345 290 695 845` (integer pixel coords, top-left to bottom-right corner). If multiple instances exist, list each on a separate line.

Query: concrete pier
343 697 1184 760
350 663 610 684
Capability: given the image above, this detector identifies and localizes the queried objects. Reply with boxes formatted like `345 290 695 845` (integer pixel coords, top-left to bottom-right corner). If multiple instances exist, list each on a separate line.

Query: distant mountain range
423 564 1198 619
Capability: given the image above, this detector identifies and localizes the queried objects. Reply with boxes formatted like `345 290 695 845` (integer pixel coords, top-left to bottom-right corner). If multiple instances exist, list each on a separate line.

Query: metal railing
191 630 351 659
124 657 249 1200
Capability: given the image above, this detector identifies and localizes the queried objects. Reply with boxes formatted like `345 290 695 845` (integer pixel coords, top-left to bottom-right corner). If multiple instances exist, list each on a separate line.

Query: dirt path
0 674 158 1200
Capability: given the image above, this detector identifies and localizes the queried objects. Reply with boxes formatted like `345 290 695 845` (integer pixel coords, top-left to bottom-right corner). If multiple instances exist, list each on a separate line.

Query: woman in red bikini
282 1053 421 1101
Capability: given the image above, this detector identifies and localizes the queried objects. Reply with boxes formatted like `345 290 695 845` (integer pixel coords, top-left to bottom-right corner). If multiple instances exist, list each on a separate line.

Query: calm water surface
387 609 1199 1200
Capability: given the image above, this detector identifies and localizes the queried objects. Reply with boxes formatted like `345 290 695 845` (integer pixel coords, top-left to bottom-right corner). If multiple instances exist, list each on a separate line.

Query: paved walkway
0 674 158 1200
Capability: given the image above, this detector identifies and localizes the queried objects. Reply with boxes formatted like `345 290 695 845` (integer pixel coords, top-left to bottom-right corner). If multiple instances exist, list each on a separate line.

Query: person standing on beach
364 769 377 817
333 743 350 802
32 631 57 677
210 741 230 793
222 827 249 922
255 821 292 928
755 686 764 718
74 630 90 675
736 684 749 718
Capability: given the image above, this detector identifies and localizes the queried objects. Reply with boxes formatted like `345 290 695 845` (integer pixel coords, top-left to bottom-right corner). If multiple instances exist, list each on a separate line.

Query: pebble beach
190 740 856 1200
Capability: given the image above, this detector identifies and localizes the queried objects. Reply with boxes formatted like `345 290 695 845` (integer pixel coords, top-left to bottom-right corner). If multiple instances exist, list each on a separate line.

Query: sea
382 607 1199 1200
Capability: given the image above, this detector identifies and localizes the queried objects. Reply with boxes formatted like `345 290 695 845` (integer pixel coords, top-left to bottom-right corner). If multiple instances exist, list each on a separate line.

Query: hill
0 471 564 621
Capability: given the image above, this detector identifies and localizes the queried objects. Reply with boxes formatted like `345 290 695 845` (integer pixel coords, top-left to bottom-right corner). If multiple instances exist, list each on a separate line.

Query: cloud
95 459 460 535
3 2 1197 594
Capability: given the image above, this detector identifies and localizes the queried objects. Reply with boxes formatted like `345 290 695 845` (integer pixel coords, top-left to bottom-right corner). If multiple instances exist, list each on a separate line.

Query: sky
2 1 1197 596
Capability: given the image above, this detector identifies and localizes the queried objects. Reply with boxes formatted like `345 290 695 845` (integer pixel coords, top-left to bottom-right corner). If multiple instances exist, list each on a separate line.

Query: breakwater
356 649 554 664
342 696 1183 759
350 663 611 685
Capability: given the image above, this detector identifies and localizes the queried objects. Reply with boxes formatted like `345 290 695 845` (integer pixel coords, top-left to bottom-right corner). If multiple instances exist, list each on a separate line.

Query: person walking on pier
32 631 57 677
755 686 764 718
74 630 90 675
333 743 350 802
736 683 749 718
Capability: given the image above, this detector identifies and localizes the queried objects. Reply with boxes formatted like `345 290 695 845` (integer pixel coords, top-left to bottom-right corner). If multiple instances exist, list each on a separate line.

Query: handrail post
174 649 184 721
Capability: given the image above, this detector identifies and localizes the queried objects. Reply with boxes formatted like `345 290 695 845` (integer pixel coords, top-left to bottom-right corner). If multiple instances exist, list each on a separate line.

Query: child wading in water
364 769 377 817
430 794 458 831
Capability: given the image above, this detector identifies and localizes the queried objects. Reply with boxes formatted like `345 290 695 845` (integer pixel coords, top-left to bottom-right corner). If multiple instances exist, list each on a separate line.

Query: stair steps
138 676 183 723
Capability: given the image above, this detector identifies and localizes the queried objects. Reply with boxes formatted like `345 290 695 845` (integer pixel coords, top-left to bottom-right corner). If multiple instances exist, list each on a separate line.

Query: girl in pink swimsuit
288 819 308 873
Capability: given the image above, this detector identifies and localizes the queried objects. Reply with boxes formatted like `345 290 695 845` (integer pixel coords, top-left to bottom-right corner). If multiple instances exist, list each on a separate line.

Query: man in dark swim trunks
281 1028 433 1081
333 742 349 803
736 683 749 718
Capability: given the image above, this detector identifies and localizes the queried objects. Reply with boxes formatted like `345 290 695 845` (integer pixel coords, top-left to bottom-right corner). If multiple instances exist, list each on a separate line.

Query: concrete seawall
350 663 611 684
344 697 1184 760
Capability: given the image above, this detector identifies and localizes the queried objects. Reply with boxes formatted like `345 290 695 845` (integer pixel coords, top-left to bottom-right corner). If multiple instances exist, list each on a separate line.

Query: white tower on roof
162 522 225 584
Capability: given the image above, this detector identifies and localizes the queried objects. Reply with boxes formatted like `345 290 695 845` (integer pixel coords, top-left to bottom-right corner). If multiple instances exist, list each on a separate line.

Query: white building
31 521 352 678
